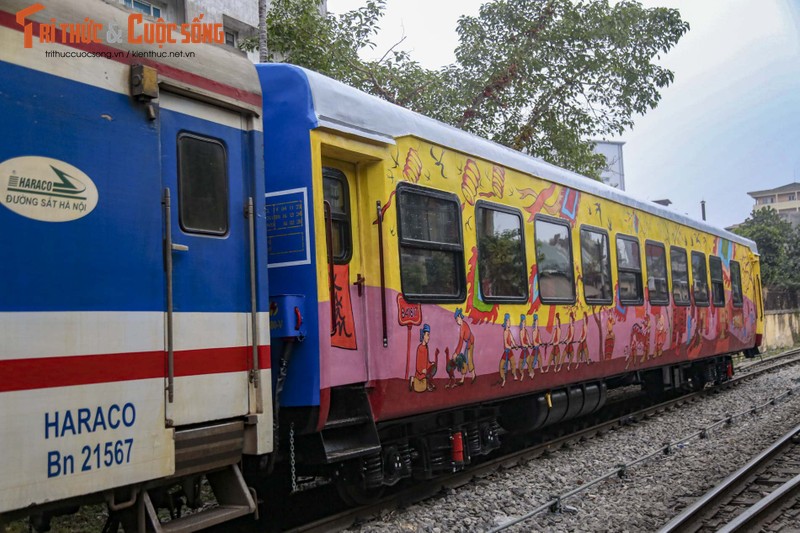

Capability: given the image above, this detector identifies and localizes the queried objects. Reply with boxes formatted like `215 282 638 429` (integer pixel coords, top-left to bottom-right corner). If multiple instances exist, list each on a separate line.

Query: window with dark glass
709 256 725 307
123 0 162 18
476 203 527 302
671 247 690 305
534 216 575 303
730 260 743 307
397 184 465 302
616 235 643 305
178 134 228 235
645 241 669 305
691 251 709 306
322 168 352 263
224 30 236 47
580 227 612 304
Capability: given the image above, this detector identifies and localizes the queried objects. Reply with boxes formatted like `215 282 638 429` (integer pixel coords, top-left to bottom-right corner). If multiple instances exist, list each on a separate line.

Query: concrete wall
763 309 800 350
185 0 261 62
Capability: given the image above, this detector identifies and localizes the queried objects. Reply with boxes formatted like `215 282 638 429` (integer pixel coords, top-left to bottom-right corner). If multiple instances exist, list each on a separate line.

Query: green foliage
249 0 688 180
733 208 800 289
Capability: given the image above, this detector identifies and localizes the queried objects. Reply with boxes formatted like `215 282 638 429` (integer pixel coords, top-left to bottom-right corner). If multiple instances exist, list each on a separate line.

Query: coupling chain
290 422 297 493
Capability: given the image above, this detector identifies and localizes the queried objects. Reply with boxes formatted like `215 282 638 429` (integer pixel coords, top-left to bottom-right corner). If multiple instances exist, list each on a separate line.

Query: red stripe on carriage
0 10 262 108
0 346 271 392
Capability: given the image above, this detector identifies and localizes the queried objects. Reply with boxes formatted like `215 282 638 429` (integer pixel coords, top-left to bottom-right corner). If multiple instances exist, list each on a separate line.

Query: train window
476 202 527 302
397 184 465 302
670 247 690 306
534 216 575 303
691 251 709 306
178 134 228 235
709 256 725 307
322 168 352 264
616 235 643 305
580 226 612 305
730 260 743 307
645 241 669 305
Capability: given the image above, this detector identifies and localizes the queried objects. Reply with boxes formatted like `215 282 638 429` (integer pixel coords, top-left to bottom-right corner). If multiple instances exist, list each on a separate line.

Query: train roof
286 65 757 255
3 0 261 114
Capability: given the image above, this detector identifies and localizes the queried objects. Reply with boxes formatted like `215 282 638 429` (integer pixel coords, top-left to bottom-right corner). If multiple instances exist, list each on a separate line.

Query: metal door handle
171 243 189 252
354 274 365 297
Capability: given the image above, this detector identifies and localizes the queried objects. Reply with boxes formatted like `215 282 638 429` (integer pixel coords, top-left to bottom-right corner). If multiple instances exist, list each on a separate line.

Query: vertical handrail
163 188 175 404
756 274 764 320
323 201 336 334
247 197 260 390
376 201 388 348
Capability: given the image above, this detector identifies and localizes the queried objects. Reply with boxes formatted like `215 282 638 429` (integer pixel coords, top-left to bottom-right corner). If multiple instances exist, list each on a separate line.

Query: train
0 0 763 530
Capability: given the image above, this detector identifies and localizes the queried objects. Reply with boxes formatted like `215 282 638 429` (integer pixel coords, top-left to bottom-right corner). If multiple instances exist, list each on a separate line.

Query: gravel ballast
349 360 800 533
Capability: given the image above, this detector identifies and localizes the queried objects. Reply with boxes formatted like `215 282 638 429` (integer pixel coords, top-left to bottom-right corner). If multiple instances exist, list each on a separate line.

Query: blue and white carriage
1 0 270 528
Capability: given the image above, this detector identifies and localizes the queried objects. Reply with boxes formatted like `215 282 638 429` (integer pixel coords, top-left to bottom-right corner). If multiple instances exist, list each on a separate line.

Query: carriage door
323 160 369 383
160 93 252 425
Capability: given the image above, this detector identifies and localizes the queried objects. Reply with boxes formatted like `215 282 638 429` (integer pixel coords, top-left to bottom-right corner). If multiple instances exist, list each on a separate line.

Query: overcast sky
327 0 800 229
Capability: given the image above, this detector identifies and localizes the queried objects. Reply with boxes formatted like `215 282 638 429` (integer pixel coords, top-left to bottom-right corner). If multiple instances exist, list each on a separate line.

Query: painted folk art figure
655 313 667 357
517 314 531 380
543 313 562 372
411 324 438 393
604 314 616 361
448 308 477 387
529 314 543 377
576 312 590 366
499 313 520 386
559 312 576 372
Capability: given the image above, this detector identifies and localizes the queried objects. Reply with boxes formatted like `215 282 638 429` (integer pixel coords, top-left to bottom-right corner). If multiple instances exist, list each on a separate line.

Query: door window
177 134 228 235
322 167 353 263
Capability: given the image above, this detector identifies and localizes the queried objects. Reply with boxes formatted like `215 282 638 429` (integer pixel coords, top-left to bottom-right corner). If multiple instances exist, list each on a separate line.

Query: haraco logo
16 3 226 49
1 157 99 222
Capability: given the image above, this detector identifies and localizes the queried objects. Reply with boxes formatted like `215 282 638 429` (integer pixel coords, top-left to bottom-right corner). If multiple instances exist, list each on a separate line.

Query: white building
747 182 800 226
112 0 327 64
591 140 626 190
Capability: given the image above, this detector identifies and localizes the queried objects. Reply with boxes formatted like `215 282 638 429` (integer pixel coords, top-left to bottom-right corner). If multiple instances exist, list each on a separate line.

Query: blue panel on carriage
0 61 266 314
0 61 163 312
159 107 254 313
266 189 310 267
257 64 321 407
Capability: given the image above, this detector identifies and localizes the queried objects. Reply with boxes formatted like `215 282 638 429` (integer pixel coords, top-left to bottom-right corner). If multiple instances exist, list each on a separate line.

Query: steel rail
658 423 800 533
282 349 800 533
718 471 800 532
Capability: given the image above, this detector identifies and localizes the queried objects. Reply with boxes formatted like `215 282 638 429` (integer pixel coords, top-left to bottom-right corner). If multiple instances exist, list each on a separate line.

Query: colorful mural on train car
307 134 760 422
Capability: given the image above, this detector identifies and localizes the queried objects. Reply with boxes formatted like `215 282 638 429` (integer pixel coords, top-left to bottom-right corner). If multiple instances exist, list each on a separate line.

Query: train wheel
335 478 385 506
335 457 385 506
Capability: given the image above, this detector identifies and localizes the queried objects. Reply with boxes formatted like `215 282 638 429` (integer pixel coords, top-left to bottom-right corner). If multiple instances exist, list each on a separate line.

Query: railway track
273 349 800 533
659 422 800 532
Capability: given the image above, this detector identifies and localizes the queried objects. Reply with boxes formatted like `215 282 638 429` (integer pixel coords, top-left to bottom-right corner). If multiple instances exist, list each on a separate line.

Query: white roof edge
299 67 757 255
9 0 262 113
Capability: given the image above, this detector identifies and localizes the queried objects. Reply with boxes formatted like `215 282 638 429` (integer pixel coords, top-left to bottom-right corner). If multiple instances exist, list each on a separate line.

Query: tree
246 0 688 179
258 0 268 62
732 207 800 290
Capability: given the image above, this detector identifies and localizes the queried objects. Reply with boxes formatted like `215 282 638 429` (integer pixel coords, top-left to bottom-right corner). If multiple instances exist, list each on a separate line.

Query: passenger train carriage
1 0 763 530
261 64 763 495
1 0 270 529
